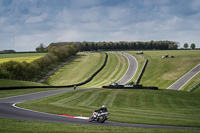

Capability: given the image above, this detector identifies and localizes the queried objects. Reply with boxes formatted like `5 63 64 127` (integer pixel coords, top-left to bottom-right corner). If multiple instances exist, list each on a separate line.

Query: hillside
45 52 106 86
126 50 200 91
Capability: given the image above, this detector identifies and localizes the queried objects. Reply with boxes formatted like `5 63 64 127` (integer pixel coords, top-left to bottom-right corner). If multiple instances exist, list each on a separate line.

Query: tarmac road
116 52 138 85
0 88 199 129
167 64 200 90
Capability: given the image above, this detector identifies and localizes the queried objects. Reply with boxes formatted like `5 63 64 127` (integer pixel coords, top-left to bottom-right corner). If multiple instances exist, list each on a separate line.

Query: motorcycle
89 110 109 123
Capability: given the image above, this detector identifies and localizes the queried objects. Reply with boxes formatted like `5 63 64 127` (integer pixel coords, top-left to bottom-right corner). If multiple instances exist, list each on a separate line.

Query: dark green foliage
48 40 178 51
36 43 47 53
184 43 189 49
0 50 16 54
190 43 196 49
0 44 78 81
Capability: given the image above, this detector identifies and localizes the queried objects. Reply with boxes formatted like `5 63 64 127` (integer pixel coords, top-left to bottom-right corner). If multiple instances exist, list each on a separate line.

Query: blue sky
0 0 200 51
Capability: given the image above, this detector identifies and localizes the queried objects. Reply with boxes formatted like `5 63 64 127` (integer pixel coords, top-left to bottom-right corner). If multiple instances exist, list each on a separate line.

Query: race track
0 53 199 129
167 64 200 90
0 88 199 129
116 52 138 85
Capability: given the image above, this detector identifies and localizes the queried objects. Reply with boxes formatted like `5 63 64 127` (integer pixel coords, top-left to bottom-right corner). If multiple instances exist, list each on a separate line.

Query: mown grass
1 118 199 133
0 80 68 98
82 52 128 88
45 52 106 86
0 79 47 87
126 50 200 90
19 88 200 127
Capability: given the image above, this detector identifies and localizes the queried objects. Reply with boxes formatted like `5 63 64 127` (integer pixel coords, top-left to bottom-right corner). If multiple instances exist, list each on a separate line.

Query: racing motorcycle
89 110 109 123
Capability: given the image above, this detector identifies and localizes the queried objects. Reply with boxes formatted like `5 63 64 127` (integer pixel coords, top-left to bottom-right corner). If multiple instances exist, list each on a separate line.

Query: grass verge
18 88 200 127
126 50 200 90
0 79 47 87
1 118 199 133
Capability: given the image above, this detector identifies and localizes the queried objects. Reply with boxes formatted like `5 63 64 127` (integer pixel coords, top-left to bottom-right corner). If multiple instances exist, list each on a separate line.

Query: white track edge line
178 71 200 90
167 64 200 90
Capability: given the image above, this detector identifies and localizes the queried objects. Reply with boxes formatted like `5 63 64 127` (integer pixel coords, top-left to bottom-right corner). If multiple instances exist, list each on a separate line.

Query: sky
0 0 200 51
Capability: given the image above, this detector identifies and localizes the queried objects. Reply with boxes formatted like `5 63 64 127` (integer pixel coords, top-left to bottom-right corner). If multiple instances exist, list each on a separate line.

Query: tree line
48 40 178 51
0 50 16 54
0 44 78 81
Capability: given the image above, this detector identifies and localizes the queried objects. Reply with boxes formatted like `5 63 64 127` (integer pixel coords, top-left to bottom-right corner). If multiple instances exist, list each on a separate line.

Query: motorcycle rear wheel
98 116 106 123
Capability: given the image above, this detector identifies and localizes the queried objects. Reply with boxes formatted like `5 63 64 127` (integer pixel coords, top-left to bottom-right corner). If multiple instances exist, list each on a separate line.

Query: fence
189 83 200 92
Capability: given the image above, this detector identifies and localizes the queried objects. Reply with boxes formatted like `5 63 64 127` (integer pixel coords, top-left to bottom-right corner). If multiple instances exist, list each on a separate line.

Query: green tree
184 43 189 49
190 43 196 49
36 43 47 52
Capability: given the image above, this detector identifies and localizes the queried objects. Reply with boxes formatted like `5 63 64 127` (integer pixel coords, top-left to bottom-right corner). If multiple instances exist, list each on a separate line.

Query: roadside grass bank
81 52 128 88
19 88 200 127
0 86 71 99
0 79 47 87
125 50 200 90
1 118 199 133
45 52 106 86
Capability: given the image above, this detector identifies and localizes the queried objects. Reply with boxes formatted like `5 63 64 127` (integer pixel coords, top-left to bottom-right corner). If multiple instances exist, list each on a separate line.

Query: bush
0 44 78 81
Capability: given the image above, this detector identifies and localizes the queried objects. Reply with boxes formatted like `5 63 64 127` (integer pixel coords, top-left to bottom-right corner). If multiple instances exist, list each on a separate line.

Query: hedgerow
0 44 78 81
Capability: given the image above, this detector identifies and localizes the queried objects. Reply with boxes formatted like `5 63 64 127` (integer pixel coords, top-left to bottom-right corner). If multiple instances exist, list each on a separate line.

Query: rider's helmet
102 105 106 108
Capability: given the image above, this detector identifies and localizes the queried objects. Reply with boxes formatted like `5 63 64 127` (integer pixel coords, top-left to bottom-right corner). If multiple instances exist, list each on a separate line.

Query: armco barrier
136 59 148 85
189 83 200 92
102 85 158 90
0 53 108 90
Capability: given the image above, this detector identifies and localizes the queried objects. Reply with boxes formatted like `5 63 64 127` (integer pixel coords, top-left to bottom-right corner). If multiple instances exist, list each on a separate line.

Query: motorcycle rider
91 105 108 121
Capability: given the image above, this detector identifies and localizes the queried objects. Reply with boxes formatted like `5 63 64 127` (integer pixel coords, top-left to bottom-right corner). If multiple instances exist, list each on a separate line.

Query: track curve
116 52 138 85
0 88 199 129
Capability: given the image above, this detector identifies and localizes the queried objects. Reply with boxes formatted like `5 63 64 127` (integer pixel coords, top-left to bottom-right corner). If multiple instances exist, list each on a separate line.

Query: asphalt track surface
0 88 199 129
116 52 138 85
167 64 200 90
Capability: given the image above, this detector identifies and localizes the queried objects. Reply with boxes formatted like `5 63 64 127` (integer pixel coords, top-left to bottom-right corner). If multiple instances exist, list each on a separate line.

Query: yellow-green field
0 56 43 63
0 53 46 63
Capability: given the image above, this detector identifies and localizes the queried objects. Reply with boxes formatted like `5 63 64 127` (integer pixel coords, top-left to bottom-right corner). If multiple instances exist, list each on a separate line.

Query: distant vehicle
136 51 143 54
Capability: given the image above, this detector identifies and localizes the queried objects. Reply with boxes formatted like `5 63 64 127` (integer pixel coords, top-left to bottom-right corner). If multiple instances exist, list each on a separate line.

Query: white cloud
25 13 48 24
0 0 200 51
0 17 6 25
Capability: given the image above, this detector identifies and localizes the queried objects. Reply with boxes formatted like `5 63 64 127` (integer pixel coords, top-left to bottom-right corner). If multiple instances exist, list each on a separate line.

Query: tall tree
36 43 47 52
184 43 189 49
190 43 196 49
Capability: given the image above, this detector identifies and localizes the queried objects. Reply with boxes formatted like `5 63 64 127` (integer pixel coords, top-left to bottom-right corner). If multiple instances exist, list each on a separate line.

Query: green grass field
1 118 199 133
81 52 128 88
126 50 200 91
0 79 47 87
45 52 106 86
45 52 128 87
18 88 200 127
